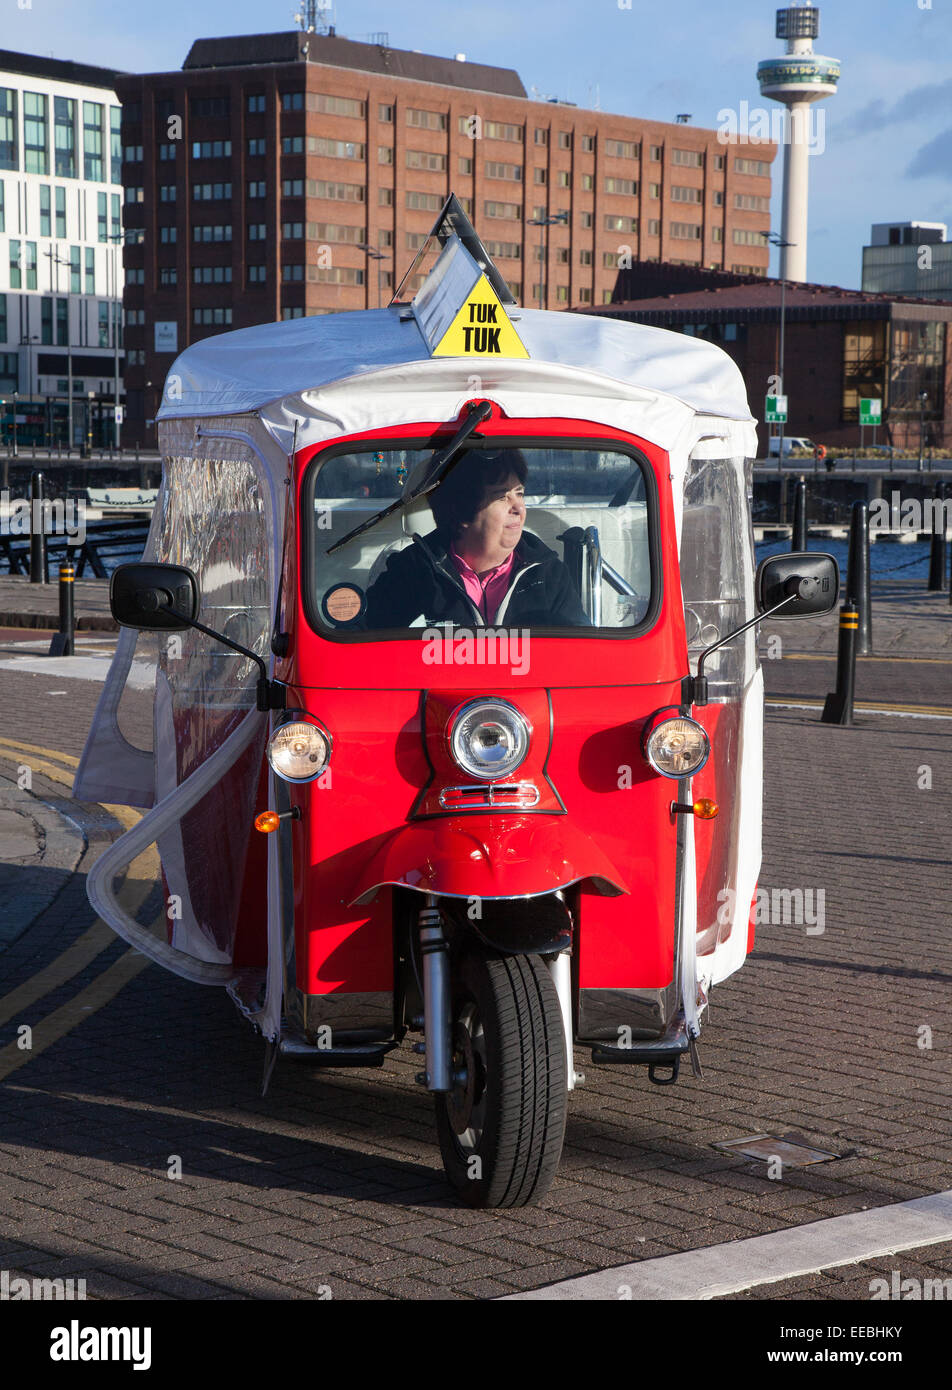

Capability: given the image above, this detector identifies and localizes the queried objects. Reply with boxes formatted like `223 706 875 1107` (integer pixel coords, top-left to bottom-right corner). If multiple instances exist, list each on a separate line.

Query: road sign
114 405 124 424
765 394 788 423
431 275 528 359
859 398 882 426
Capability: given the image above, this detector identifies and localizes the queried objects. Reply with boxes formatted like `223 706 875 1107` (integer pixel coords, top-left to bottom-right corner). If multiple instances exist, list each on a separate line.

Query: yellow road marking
0 736 81 767
0 937 156 1081
770 653 952 665
767 695 952 717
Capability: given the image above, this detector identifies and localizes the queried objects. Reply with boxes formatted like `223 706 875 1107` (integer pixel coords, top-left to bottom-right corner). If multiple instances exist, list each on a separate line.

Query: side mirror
756 552 839 619
110 562 200 631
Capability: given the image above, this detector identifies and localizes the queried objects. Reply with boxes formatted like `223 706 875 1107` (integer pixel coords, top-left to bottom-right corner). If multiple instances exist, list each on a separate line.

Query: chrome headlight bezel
267 711 332 783
448 698 531 782
642 712 710 779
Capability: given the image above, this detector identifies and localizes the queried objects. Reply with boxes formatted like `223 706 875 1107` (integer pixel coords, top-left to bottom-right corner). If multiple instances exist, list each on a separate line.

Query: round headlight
267 716 330 782
449 699 530 781
643 715 710 779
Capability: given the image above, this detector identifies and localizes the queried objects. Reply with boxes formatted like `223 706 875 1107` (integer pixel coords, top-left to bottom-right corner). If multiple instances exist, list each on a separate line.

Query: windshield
305 442 656 637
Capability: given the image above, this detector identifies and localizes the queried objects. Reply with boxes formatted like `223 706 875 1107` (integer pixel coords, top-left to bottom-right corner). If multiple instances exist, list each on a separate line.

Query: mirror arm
689 593 796 707
155 596 284 712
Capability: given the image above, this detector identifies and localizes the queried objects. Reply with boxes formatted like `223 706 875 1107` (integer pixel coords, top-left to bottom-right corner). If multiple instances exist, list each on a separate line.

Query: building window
282 135 305 154
39 185 51 237
192 140 232 158
483 239 521 259
160 225 177 243
579 211 593 229
125 267 144 285
379 146 394 164
604 214 637 232
312 222 367 244
159 266 177 286
192 96 230 118
126 186 144 204
534 168 547 185
555 248 569 264
713 190 724 206
310 93 365 118
406 108 447 130
581 173 593 190
68 244 79 292
406 149 446 171
247 138 266 157
733 227 767 245
193 224 233 242
25 92 49 175
671 185 701 202
378 103 394 122
82 100 104 181
671 221 702 239
309 265 365 285
282 264 304 281
123 144 144 162
193 306 234 324
733 157 770 177
311 180 364 201
605 177 637 195
282 178 305 196
193 182 232 200
534 128 548 145
247 94 266 114
406 190 443 211
712 226 723 242
379 187 393 206
248 264 266 283
480 120 523 142
483 200 521 220
559 132 572 150
579 248 593 265
486 161 522 181
9 239 20 289
281 307 304 319
714 153 725 170
54 97 76 178
159 185 176 202
282 221 304 238
672 148 703 167
557 170 570 187
110 193 120 238
98 301 110 347
556 286 569 303
158 143 176 160
85 247 95 293
602 251 620 267
192 265 232 283
648 183 660 198
248 224 267 239
581 134 594 152
734 192 770 212
649 145 662 161
248 180 266 198
0 89 17 171
309 136 365 159
648 218 660 235
606 139 639 159
577 287 592 303
458 155 473 175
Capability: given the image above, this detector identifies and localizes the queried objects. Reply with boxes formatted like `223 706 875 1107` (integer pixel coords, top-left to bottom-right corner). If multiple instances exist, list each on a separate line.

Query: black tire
434 951 568 1208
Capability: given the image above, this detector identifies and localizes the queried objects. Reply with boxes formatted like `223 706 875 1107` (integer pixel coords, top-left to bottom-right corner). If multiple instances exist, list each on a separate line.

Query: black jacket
364 527 589 629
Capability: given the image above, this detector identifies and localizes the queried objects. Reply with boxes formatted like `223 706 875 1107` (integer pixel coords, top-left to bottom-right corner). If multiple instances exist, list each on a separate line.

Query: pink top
450 547 517 622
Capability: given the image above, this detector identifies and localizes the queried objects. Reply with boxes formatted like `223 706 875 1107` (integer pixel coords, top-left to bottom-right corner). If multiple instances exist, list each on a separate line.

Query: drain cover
713 1133 838 1166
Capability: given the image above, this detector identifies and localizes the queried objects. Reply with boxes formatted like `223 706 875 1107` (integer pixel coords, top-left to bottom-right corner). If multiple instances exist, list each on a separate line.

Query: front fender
350 814 628 905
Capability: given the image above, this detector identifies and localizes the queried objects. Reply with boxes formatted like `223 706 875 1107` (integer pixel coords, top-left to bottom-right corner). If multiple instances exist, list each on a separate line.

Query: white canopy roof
156 305 756 426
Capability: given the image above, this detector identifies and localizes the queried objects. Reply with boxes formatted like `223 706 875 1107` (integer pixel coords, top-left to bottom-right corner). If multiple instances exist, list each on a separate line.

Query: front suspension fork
418 897 452 1092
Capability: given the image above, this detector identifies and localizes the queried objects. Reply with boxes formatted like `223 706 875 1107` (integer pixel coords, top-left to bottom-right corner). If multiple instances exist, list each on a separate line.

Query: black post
48 560 75 656
821 600 859 726
927 480 946 592
29 470 48 584
792 475 807 551
846 499 872 656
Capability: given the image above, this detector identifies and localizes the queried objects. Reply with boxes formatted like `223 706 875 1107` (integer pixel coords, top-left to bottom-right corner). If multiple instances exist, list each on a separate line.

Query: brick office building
116 29 776 439
592 277 952 454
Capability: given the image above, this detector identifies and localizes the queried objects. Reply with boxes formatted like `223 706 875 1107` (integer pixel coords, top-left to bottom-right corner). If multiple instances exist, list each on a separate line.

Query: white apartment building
0 49 125 446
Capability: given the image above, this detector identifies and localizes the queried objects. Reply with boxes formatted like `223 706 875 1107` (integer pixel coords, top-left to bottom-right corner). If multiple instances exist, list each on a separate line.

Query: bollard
821 600 859 726
29 470 49 584
47 561 75 656
846 499 872 655
792 475 808 551
927 480 946 592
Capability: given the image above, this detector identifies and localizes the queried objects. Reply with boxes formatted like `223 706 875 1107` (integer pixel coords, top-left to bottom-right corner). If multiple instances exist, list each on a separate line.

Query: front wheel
434 951 568 1208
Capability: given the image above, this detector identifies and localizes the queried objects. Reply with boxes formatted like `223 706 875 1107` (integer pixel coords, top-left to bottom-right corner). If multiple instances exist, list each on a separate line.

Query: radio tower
294 1 334 34
757 4 840 282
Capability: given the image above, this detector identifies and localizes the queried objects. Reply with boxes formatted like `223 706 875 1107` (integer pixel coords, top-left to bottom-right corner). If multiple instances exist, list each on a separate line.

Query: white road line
501 1190 952 1300
0 655 154 686
768 699 952 721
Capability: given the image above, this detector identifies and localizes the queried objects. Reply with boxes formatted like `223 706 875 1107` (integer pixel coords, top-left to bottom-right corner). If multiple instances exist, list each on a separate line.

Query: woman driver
364 449 588 629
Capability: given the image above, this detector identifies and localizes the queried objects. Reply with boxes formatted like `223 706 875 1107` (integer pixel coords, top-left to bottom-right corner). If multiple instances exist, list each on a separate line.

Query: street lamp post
107 230 124 452
86 389 95 457
761 230 796 467
45 244 74 452
356 243 389 309
527 212 569 310
12 390 18 459
918 391 929 472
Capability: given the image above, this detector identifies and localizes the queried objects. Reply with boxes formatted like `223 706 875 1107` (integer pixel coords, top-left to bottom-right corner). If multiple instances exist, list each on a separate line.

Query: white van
767 435 816 456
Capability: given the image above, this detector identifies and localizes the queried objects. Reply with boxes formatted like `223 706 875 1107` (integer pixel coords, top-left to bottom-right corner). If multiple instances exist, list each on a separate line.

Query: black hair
429 449 528 536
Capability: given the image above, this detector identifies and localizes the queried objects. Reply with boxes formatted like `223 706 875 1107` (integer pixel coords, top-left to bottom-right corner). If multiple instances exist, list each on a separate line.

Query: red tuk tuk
75 206 837 1206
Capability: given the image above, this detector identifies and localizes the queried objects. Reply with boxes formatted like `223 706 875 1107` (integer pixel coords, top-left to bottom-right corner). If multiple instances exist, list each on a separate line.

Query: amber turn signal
671 798 719 819
254 808 301 834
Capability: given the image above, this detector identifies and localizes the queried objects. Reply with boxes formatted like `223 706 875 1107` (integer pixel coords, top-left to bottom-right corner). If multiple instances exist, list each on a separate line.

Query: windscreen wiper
326 400 493 554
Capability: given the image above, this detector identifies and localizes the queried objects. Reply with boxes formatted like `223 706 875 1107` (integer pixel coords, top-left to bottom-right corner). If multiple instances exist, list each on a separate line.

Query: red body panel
278 413 693 1001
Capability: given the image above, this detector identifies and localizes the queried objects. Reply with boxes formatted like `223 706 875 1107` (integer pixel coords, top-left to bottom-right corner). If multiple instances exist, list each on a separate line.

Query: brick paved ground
0 629 950 1300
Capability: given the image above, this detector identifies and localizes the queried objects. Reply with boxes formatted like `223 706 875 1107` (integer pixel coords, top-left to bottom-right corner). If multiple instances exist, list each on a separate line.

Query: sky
5 0 951 289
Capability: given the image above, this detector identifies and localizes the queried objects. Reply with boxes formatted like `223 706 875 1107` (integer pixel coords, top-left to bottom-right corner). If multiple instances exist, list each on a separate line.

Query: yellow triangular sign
431 275 529 358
